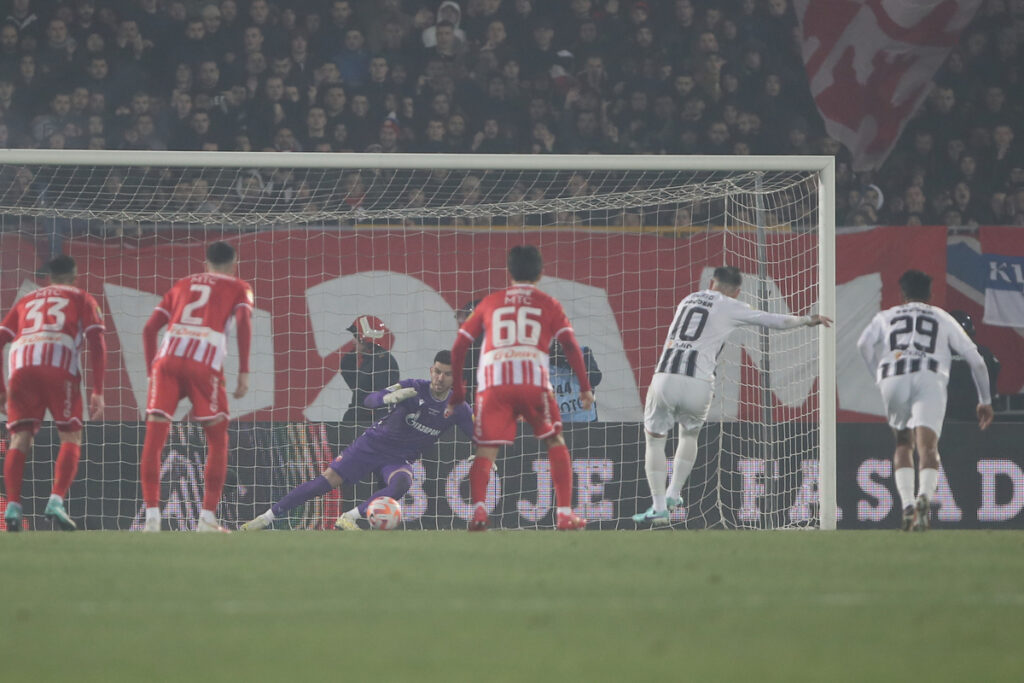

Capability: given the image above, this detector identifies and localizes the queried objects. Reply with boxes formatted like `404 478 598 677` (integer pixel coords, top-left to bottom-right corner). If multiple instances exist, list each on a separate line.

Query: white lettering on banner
104 283 274 419
856 458 892 522
573 459 614 520
738 458 766 522
988 260 1024 285
933 465 962 522
404 461 428 520
517 460 553 522
978 460 1024 522
446 458 500 520
789 460 819 523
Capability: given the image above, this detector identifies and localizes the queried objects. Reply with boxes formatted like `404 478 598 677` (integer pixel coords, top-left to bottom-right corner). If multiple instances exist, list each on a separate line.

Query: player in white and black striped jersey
634 265 832 526
857 269 993 532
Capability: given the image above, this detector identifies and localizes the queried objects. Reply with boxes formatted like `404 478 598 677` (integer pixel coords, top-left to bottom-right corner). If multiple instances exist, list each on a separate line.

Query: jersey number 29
888 314 938 353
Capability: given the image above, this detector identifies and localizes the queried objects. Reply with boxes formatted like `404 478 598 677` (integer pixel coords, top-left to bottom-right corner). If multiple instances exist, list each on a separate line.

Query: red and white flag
795 0 981 171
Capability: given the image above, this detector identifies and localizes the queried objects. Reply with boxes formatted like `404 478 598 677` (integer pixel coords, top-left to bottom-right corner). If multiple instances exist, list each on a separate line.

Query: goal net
0 151 835 531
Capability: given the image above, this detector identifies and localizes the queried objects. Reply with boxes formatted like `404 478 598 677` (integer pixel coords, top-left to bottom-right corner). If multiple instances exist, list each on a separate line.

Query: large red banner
0 226 948 422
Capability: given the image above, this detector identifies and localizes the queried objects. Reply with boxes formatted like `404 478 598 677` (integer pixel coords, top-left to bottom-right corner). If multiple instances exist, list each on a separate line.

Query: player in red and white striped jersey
0 255 107 531
449 245 593 531
139 241 253 533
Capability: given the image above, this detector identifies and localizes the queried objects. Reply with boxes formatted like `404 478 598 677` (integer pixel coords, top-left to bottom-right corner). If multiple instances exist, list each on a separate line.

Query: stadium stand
0 0 1019 233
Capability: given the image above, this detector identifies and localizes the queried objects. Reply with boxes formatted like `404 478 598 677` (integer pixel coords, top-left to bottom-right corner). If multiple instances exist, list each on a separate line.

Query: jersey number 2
181 284 212 325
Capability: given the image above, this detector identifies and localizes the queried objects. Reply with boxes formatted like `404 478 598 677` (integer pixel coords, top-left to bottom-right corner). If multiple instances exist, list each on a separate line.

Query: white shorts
643 373 713 435
878 371 948 437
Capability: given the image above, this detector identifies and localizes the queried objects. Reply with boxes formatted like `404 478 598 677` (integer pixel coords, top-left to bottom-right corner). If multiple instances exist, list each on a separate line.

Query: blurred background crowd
0 0 1020 228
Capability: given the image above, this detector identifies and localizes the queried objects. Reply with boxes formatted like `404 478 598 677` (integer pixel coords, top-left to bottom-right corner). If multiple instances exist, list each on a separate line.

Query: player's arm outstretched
364 382 418 408
733 302 833 330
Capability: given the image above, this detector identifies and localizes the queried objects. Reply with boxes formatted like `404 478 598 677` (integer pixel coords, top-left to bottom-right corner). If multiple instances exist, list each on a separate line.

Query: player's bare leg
3 429 33 532
667 424 699 512
913 426 940 532
43 428 82 531
140 414 172 531
634 429 670 527
197 416 231 532
892 428 917 531
467 445 498 531
545 434 586 530
243 468 345 531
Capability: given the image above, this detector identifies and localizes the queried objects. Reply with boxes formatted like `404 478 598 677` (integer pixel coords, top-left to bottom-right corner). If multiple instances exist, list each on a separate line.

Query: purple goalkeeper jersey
351 379 474 462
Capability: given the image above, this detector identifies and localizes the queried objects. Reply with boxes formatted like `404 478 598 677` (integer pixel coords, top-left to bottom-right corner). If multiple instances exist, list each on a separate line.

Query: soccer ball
366 497 402 530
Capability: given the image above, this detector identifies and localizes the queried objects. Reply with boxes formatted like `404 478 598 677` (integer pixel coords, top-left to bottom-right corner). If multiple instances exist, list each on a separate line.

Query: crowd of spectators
0 0 1020 228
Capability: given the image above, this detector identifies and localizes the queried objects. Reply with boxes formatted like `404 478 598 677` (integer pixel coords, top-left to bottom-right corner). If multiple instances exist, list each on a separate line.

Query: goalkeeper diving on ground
242 350 473 531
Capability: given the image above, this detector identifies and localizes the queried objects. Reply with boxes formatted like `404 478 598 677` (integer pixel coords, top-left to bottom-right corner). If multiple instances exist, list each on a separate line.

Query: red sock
549 444 573 509
4 447 26 504
469 456 492 505
141 420 171 508
202 420 229 512
52 442 81 497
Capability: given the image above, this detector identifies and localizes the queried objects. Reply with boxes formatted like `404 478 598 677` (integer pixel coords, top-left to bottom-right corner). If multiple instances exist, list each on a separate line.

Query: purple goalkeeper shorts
329 443 413 486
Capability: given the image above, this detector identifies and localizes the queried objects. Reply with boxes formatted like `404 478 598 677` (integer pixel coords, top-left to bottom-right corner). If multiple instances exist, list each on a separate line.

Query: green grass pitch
2 531 1023 682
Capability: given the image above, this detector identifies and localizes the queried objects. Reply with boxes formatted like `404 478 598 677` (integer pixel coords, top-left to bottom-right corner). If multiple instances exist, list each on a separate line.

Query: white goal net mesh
0 156 826 531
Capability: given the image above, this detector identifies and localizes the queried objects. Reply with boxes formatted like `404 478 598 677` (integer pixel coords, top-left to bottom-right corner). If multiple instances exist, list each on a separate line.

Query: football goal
0 150 835 530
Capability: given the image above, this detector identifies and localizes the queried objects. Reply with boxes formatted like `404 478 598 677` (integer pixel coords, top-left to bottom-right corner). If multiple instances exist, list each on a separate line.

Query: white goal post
0 150 835 531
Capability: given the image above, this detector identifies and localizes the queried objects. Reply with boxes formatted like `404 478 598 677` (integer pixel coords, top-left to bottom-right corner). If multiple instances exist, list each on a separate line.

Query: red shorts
147 356 229 422
474 384 562 446
6 366 83 433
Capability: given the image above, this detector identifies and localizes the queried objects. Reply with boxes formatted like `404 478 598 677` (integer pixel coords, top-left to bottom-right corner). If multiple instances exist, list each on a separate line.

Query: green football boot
632 506 670 527
44 498 77 531
4 501 23 532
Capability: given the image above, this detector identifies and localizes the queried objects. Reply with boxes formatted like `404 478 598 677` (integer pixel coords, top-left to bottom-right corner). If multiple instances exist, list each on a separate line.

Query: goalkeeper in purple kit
241 350 473 531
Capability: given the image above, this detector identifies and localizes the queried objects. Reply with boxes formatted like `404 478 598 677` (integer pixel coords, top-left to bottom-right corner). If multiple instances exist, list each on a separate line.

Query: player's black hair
713 265 742 289
434 349 452 365
898 269 932 302
206 241 236 265
46 254 77 279
508 245 543 282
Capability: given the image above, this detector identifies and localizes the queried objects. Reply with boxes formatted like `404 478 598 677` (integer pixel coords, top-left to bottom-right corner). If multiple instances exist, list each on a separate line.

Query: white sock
644 432 668 512
344 506 360 520
918 467 939 502
667 428 698 501
263 509 276 521
48 494 63 505
199 509 217 525
145 507 161 520
894 467 916 509
556 506 572 516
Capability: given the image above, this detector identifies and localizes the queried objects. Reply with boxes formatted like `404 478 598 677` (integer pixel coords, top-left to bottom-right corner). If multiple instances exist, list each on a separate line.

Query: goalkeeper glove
383 387 418 405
